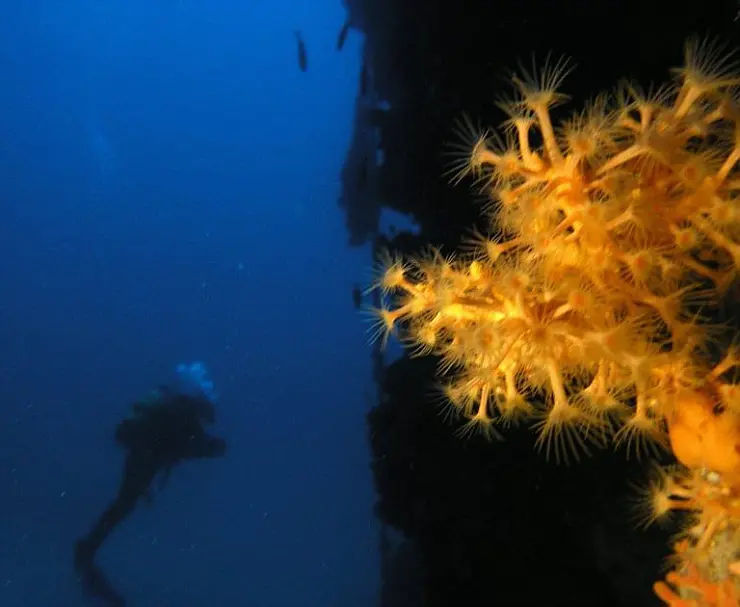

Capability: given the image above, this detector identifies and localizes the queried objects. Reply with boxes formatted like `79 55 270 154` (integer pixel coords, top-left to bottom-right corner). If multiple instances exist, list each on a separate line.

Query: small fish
352 286 362 309
336 19 351 51
294 31 307 72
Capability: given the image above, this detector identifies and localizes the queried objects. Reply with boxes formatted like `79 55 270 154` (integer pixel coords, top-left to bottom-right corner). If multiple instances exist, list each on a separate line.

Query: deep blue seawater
0 1 381 605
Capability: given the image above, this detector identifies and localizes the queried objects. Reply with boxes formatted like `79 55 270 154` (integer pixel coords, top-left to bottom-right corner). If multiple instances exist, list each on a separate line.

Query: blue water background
0 1 380 605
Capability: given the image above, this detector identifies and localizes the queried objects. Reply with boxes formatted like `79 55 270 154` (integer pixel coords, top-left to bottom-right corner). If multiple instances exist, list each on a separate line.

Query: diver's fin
76 559 126 606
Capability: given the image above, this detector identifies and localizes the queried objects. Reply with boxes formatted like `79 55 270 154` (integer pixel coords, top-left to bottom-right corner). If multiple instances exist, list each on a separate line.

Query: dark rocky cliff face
346 2 740 606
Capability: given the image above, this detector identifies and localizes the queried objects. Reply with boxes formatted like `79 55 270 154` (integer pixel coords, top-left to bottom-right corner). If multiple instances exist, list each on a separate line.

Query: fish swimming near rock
294 30 307 72
352 285 362 309
336 19 351 51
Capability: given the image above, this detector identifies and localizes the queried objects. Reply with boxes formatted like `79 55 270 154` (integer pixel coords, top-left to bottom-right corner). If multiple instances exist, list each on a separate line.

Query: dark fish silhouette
336 20 350 51
294 31 307 72
352 286 362 309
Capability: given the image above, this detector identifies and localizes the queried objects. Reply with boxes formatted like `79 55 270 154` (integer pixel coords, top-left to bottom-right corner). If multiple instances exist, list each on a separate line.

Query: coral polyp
372 39 740 605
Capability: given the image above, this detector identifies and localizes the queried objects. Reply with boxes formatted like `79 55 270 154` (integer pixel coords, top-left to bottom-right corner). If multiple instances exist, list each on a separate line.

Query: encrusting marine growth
369 38 740 605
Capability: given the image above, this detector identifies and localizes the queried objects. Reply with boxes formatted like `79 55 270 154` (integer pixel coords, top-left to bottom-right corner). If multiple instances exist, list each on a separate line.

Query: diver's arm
158 465 173 491
203 436 226 458
142 486 154 507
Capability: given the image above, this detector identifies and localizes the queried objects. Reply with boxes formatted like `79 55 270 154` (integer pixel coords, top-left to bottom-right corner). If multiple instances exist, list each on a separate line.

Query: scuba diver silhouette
74 363 226 606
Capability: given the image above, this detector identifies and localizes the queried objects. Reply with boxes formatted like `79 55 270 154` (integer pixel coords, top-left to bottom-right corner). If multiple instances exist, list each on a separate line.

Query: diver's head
176 394 216 424
174 362 218 403
172 361 218 423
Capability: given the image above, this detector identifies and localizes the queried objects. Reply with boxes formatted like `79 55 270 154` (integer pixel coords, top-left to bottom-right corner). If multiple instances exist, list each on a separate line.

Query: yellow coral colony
371 39 740 605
